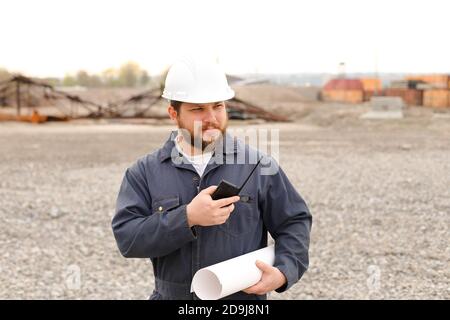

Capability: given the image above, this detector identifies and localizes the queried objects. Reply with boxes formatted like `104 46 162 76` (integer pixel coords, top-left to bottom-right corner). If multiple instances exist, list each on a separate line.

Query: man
112 57 312 300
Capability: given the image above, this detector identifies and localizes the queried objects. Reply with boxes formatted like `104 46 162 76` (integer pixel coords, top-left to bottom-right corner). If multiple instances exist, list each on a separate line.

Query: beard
177 119 228 151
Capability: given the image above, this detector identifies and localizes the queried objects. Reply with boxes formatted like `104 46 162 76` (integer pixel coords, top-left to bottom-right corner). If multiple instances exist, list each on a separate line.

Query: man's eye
214 104 223 109
191 108 202 111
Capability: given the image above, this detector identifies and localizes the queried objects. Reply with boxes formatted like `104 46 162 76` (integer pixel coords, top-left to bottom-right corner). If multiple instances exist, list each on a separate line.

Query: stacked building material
384 88 423 106
423 89 450 108
405 74 450 108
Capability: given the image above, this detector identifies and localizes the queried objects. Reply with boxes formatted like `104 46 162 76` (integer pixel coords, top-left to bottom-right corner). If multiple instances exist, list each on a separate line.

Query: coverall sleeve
112 162 196 258
258 157 312 293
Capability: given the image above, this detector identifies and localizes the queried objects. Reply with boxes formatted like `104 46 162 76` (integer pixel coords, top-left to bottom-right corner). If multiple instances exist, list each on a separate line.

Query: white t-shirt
175 139 212 177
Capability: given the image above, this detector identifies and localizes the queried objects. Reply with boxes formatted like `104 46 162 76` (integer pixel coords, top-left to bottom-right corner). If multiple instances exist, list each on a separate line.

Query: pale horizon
1 0 449 78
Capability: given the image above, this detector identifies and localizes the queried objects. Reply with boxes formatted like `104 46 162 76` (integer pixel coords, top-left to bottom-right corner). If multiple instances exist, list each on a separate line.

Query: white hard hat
162 56 235 103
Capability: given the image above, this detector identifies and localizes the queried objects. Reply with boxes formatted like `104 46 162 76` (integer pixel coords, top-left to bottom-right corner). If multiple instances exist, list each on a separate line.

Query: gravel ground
0 113 449 299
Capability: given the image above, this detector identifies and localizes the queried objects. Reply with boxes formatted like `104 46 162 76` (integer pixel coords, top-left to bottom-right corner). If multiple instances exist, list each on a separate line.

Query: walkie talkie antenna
238 156 263 192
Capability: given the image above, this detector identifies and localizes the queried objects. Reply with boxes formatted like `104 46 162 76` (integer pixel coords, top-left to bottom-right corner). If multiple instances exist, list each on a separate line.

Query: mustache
200 124 220 130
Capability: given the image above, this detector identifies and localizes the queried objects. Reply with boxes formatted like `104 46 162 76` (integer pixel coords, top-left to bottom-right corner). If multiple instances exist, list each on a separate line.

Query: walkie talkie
211 157 263 200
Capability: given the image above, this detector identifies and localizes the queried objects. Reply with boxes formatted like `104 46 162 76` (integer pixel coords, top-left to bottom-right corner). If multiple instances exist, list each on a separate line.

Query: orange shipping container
385 88 423 106
423 89 450 108
322 90 364 103
360 78 382 92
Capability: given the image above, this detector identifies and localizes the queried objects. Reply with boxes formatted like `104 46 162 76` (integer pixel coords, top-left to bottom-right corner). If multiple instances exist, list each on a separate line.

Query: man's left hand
242 260 287 295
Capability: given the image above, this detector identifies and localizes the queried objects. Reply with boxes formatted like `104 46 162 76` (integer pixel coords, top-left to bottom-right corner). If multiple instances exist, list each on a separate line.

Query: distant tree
42 77 61 86
101 68 119 87
62 74 77 86
118 61 141 87
140 70 150 87
116 62 151 87
59 62 151 88
159 67 170 93
76 70 91 87
0 68 11 82
89 75 102 87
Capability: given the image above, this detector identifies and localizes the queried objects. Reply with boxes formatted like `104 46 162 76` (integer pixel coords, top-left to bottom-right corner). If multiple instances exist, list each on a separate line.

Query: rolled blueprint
190 245 275 300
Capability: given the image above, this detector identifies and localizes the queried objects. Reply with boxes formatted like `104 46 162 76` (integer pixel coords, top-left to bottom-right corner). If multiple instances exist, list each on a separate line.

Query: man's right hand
186 185 240 228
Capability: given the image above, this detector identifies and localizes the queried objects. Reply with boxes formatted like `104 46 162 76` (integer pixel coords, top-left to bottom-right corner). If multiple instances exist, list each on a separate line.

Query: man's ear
168 106 178 122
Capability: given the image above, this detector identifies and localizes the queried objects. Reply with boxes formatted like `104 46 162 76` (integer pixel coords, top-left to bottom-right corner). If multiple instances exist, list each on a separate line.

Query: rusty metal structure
109 89 289 122
0 75 289 122
0 75 104 119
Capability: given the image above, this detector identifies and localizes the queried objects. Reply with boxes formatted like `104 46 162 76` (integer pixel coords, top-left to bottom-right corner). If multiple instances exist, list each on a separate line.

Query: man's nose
202 108 217 123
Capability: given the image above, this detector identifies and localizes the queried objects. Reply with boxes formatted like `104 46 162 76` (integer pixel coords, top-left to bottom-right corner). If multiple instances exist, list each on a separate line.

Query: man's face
169 101 228 150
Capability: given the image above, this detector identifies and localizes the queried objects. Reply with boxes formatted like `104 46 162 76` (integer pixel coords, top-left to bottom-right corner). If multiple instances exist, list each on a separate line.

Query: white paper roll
190 245 275 300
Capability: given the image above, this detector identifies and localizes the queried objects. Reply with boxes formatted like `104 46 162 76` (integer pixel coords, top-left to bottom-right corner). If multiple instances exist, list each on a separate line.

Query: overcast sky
1 0 449 77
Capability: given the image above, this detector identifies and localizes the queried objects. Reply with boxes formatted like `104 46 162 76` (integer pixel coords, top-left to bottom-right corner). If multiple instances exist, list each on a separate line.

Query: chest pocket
218 194 258 237
152 195 180 214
